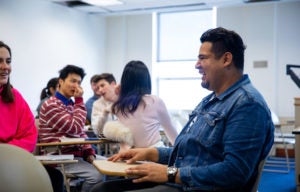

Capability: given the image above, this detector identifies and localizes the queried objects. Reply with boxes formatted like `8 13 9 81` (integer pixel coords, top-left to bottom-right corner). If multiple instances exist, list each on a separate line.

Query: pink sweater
0 88 37 152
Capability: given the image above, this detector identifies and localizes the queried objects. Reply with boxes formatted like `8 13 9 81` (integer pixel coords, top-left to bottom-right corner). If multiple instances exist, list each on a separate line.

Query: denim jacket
157 75 274 191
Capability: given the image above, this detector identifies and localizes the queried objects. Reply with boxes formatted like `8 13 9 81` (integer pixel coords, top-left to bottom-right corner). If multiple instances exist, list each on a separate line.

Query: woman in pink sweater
0 41 37 151
0 41 64 192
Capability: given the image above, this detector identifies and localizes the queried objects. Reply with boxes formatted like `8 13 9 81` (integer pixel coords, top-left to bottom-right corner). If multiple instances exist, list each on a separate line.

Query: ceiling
46 0 287 15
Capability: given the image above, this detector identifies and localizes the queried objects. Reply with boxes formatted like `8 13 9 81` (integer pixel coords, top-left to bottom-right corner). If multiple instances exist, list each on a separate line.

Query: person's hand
108 148 147 164
125 163 168 183
74 86 84 98
108 148 158 164
86 155 95 164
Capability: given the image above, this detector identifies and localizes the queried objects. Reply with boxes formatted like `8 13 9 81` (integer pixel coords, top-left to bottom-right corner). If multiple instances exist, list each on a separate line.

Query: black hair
96 73 116 84
200 27 246 71
58 64 86 80
40 77 58 100
112 60 151 117
90 74 100 84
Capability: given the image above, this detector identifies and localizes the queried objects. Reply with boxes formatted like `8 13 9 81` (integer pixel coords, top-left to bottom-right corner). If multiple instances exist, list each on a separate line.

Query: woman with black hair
36 77 58 117
107 60 178 151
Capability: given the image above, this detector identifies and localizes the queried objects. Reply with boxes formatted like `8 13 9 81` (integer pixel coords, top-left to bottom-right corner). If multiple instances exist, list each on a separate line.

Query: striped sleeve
39 96 87 142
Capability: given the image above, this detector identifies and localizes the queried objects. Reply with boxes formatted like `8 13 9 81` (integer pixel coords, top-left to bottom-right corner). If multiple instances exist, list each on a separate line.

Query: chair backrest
0 144 53 192
251 159 266 192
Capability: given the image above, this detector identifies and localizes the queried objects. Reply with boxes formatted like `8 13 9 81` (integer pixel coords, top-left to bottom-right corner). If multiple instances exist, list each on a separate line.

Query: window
152 9 215 110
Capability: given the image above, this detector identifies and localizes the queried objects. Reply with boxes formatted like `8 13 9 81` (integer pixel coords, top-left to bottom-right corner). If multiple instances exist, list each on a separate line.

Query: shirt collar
92 95 100 100
217 74 250 100
55 91 74 106
202 74 249 103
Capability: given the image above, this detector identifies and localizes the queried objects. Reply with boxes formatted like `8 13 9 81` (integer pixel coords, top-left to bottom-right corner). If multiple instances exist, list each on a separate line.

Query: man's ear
111 81 116 86
58 79 63 89
223 52 233 68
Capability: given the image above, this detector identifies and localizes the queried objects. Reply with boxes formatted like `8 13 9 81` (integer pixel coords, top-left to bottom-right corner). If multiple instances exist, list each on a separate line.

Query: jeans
62 157 102 192
90 178 183 192
44 165 64 192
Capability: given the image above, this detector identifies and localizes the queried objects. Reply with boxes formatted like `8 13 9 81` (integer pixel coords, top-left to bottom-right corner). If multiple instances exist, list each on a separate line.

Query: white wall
105 1 300 118
0 0 106 112
1 0 299 118
217 1 300 117
276 1 300 117
105 14 153 83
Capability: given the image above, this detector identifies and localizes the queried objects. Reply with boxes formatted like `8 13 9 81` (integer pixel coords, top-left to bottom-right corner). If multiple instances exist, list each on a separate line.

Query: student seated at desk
36 77 58 118
104 61 178 151
91 73 119 155
91 73 118 136
0 41 64 192
39 64 103 192
91 27 274 192
85 74 102 125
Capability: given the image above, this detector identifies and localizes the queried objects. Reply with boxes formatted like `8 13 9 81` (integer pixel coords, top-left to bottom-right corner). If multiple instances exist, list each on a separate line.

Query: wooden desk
35 154 78 192
36 138 114 147
36 139 116 192
39 159 78 165
36 154 78 165
36 138 116 156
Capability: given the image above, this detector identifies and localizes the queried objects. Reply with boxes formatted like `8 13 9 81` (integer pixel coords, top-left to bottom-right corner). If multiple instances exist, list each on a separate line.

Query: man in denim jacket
91 27 274 192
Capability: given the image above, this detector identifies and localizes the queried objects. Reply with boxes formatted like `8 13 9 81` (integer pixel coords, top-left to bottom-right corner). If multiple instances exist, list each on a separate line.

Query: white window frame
152 9 216 111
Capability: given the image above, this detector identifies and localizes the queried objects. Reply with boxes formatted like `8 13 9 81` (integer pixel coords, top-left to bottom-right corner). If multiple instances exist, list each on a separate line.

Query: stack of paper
59 137 85 142
35 154 74 161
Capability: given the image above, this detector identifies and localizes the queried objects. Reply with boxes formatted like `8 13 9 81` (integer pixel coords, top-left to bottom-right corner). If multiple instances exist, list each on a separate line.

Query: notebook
93 160 145 176
85 130 104 140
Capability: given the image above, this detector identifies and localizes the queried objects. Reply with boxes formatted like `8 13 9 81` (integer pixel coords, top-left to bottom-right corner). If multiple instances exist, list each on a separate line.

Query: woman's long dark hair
0 41 14 103
112 60 151 117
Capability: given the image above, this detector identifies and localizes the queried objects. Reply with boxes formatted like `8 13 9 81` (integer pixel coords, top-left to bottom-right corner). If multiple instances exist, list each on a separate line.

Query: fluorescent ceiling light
81 0 123 6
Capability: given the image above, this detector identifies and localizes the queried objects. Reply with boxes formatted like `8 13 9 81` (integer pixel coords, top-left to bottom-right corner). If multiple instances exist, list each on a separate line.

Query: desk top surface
36 138 115 147
293 128 300 134
39 159 78 165
93 160 144 176
35 154 78 164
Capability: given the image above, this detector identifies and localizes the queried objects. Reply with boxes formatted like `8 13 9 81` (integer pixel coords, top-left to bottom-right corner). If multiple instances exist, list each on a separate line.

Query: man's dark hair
200 27 246 71
90 74 100 84
58 64 86 80
96 73 116 84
